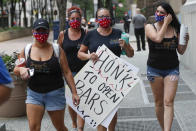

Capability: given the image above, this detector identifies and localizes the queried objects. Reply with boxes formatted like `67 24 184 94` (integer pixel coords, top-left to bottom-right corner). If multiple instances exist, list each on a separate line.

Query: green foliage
71 0 94 20
115 0 127 20
0 52 18 72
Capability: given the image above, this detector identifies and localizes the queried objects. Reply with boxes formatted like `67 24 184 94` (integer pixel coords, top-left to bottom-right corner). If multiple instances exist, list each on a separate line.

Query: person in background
132 8 146 51
58 6 87 131
145 2 189 131
0 57 13 105
78 8 134 131
123 12 131 33
14 18 80 131
81 17 87 29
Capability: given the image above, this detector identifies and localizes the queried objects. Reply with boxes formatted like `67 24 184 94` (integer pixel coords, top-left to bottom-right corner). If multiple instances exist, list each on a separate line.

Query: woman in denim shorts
58 6 88 131
14 18 80 131
145 2 189 131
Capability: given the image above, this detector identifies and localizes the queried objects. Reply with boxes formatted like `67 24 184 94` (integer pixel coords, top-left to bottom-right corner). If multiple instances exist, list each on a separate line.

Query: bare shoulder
145 24 153 30
20 48 25 58
59 31 64 38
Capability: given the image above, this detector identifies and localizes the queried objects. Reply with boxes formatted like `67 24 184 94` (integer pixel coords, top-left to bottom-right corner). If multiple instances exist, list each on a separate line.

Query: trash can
53 21 70 42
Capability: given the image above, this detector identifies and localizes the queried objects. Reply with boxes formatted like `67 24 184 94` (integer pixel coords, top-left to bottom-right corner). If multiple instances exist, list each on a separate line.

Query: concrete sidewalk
0 26 196 131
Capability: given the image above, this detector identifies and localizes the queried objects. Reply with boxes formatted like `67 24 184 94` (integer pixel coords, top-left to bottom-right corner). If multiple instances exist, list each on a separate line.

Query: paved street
0 23 196 131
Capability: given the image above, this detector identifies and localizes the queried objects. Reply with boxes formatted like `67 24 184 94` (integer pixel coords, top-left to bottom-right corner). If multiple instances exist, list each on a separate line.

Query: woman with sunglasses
14 18 80 131
78 8 134 131
145 2 189 131
58 6 87 131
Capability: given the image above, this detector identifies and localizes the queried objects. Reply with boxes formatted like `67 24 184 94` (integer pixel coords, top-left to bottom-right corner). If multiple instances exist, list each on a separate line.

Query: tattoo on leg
169 75 179 81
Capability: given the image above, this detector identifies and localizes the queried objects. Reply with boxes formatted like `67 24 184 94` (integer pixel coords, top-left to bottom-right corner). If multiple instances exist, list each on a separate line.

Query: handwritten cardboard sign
66 45 140 128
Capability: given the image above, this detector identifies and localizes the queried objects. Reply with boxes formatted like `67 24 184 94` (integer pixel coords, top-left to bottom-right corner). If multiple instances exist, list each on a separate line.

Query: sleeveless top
26 47 64 93
147 24 179 70
62 28 87 73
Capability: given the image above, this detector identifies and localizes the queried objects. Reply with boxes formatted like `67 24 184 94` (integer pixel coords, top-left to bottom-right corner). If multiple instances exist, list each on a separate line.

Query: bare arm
119 39 134 57
78 44 99 61
59 47 79 105
145 14 172 43
13 49 30 80
60 47 76 93
177 33 189 55
57 31 65 47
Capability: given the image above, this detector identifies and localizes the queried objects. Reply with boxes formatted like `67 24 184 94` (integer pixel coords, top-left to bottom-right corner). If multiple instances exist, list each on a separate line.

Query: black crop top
26 48 64 93
147 24 179 70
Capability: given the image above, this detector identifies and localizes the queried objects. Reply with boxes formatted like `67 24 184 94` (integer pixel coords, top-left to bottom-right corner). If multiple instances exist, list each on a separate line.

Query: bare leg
109 113 117 131
163 75 178 131
97 125 107 131
26 104 45 131
77 115 85 131
48 109 68 131
150 77 164 130
68 106 77 128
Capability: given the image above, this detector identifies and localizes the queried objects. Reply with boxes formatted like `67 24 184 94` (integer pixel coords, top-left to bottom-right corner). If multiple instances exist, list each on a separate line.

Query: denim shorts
72 72 77 76
26 87 66 111
147 66 179 82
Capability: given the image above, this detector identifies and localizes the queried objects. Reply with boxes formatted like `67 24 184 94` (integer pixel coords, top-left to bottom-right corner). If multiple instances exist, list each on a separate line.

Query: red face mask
69 20 81 29
33 33 49 43
98 17 111 28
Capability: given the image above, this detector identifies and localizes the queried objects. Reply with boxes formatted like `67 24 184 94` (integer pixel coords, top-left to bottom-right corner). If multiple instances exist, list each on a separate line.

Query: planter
0 73 27 117
0 28 32 42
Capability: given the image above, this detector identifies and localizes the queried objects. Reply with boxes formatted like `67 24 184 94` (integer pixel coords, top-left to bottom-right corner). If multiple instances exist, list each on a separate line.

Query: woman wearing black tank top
58 6 86 131
14 18 80 131
145 2 189 131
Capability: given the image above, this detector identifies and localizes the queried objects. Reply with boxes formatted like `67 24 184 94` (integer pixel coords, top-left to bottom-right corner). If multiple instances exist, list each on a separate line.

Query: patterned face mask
33 32 49 43
98 17 111 28
155 13 166 22
69 19 81 29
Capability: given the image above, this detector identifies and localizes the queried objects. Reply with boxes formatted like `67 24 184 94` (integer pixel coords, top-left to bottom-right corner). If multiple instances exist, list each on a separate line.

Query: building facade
180 0 196 72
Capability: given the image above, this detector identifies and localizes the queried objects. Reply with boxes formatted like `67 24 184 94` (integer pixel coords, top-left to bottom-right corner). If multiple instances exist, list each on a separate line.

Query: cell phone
28 68 34 77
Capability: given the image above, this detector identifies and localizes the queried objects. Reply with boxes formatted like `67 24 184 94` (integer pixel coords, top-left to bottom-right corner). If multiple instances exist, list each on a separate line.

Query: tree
18 0 22 26
105 0 114 22
10 0 17 27
21 0 27 27
115 0 127 21
98 0 104 8
49 0 55 23
71 0 93 21
0 0 4 27
56 0 67 31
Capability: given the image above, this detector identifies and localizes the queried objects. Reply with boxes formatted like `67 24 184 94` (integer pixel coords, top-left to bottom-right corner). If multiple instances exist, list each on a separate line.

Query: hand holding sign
90 52 99 62
66 44 140 129
72 93 80 106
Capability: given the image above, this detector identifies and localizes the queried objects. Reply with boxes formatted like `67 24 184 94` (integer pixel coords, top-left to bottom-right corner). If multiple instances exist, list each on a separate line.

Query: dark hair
157 2 180 33
96 8 110 19
67 6 82 18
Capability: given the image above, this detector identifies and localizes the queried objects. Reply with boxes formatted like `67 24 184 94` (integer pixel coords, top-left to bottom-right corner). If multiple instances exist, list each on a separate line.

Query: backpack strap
52 43 60 63
24 43 32 60
52 43 65 81
24 43 60 63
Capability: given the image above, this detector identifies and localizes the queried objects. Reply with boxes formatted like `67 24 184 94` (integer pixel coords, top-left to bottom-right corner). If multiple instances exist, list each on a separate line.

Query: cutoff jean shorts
26 87 66 111
147 65 180 82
